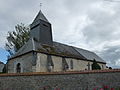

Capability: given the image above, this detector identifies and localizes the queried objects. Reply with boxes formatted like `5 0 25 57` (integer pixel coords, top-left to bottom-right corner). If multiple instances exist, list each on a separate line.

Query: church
7 10 106 73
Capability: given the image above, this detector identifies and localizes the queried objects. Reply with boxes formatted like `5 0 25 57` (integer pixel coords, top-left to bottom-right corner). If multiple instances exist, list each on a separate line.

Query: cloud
97 44 120 68
53 0 120 68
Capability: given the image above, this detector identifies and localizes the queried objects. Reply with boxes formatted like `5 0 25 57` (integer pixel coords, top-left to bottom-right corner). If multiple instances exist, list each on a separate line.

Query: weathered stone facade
8 52 33 73
36 53 106 72
8 52 106 73
0 70 120 90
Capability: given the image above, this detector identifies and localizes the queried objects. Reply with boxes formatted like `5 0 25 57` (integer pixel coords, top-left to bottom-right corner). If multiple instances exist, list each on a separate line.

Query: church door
16 63 21 73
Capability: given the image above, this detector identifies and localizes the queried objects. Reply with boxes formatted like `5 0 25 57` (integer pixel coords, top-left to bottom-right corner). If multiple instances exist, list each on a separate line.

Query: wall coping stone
0 69 120 77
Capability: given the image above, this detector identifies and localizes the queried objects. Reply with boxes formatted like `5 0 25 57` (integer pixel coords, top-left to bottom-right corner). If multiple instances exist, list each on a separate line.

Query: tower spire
30 8 53 46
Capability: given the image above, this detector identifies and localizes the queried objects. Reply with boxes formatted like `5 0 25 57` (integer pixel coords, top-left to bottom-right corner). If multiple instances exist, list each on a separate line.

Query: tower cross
40 3 42 10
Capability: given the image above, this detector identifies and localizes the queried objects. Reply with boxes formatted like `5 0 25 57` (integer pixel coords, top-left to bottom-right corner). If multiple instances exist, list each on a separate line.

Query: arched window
16 63 21 73
70 60 73 69
102 65 104 69
47 55 54 72
87 62 90 70
62 58 69 71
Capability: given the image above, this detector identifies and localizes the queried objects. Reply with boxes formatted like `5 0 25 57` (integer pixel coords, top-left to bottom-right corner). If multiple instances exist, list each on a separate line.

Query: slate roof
10 38 106 63
32 10 49 23
74 47 105 62
0 61 4 64
12 38 35 57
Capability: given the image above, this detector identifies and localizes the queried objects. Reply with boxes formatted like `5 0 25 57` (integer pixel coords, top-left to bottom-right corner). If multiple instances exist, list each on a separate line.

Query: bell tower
30 10 53 46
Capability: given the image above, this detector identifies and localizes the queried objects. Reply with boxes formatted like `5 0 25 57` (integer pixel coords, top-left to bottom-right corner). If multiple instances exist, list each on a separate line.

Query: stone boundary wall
0 69 120 90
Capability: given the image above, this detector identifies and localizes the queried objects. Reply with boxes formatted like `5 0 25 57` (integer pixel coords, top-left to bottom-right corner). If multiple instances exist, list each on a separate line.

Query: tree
5 23 30 57
92 59 101 70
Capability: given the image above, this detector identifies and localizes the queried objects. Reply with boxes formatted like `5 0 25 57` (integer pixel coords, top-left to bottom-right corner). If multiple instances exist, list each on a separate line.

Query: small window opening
62 58 69 71
16 63 21 73
43 24 48 27
70 60 73 69
87 62 91 70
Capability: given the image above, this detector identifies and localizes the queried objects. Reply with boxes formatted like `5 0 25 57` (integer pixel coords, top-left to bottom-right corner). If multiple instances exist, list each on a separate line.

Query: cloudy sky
0 0 120 68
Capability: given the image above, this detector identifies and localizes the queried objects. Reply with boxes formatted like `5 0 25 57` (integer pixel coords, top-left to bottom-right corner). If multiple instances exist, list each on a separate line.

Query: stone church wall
36 53 48 72
0 70 120 90
8 52 34 73
36 53 63 72
8 52 106 73
52 56 63 72
36 53 106 72
98 63 106 69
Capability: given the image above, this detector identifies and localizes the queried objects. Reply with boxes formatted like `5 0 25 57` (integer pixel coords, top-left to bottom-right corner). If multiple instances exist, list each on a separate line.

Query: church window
16 63 21 73
70 60 73 69
102 65 104 69
47 55 54 72
32 52 37 66
62 58 69 71
87 62 91 70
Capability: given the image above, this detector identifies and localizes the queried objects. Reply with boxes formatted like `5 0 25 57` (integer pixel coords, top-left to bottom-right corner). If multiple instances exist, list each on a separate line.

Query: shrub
92 59 101 70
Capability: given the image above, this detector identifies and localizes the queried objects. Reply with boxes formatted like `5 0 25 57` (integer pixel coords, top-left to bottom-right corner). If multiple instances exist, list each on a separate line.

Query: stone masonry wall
8 52 34 73
36 53 106 73
0 69 120 90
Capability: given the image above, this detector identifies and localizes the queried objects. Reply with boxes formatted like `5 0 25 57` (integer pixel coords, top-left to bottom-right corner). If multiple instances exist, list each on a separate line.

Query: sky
0 0 120 68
